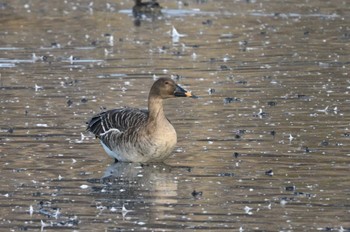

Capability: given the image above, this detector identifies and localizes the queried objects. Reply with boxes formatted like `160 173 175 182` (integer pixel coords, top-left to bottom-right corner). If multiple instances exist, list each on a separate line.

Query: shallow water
1 0 350 231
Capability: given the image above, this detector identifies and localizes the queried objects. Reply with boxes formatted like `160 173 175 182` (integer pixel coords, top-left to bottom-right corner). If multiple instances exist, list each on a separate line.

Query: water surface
0 0 349 231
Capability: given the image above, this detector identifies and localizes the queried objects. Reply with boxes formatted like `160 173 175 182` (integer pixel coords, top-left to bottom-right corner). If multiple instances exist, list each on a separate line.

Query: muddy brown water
1 0 350 231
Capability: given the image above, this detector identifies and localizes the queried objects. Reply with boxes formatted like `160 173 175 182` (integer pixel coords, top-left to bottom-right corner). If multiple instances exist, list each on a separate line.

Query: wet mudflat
1 0 350 231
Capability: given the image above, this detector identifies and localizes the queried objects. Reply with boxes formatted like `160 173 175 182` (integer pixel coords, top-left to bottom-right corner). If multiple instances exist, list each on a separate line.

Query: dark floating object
192 190 203 197
218 172 234 177
0 127 14 133
234 129 245 139
239 40 248 46
270 130 276 136
235 80 247 84
254 109 268 118
67 99 73 107
285 186 296 192
223 97 241 104
132 0 162 26
233 152 240 158
51 42 60 48
294 192 312 198
220 65 231 71
265 170 273 176
297 94 311 101
207 88 215 95
202 19 213 25
304 146 310 153
81 97 88 103
267 101 277 106
344 132 350 137
209 58 217 63
320 140 329 146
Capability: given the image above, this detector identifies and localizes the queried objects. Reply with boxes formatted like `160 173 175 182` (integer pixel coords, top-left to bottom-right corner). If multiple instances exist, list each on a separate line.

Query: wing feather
86 108 149 138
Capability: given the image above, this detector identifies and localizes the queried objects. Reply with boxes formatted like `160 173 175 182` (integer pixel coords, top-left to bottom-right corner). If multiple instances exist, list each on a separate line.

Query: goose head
149 77 194 99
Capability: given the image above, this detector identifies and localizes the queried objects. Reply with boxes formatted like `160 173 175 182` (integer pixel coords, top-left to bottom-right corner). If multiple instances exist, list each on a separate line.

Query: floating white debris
53 208 60 219
32 53 43 62
75 133 85 143
317 106 329 113
191 52 197 60
41 220 50 231
80 184 89 189
122 204 133 217
36 124 48 127
267 203 272 209
280 199 288 206
35 84 43 91
108 35 114 46
223 56 230 62
244 206 253 215
29 205 34 216
289 134 294 141
171 26 187 43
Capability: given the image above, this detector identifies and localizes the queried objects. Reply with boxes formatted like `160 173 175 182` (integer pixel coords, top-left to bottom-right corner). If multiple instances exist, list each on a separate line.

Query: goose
132 0 162 18
87 77 194 163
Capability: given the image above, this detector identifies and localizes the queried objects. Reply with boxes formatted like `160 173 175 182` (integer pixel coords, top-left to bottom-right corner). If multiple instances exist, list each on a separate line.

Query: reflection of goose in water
132 0 162 26
88 163 183 221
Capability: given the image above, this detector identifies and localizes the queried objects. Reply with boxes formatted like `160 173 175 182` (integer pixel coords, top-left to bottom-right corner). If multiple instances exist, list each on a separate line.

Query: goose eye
164 81 169 85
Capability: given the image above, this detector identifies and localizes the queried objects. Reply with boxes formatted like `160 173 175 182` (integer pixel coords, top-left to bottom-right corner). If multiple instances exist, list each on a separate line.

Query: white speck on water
75 133 85 143
122 204 133 217
72 158 77 164
267 203 272 209
171 26 187 43
110 207 117 212
152 74 159 80
41 220 50 231
191 53 197 60
244 206 253 215
108 35 114 46
53 208 60 219
280 199 288 206
36 124 48 127
58 175 63 180
29 205 34 216
223 56 230 62
80 184 89 189
317 106 329 113
35 84 43 91
289 134 294 141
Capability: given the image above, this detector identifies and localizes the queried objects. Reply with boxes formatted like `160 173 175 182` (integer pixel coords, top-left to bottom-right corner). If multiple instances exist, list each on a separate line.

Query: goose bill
174 85 193 97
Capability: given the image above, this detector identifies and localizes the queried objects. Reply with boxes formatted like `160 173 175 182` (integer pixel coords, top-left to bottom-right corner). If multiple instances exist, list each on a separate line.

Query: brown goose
87 77 194 163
